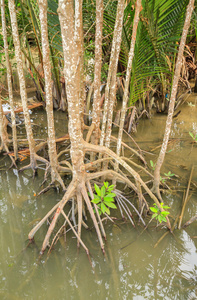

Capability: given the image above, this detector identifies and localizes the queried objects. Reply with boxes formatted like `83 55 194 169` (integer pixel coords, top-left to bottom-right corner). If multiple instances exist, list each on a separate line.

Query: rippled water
0 94 197 299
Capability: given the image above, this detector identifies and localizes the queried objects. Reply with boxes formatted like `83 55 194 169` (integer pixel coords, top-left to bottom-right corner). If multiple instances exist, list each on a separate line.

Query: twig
178 165 194 229
182 214 197 228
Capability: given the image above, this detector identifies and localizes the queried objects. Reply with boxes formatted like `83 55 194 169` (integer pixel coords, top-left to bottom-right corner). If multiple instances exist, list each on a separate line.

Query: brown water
0 94 197 299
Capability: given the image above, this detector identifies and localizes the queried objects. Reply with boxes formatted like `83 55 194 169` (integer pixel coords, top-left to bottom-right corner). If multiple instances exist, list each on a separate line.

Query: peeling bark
58 0 84 179
115 0 141 169
75 0 85 128
0 95 9 149
92 0 103 144
8 0 37 170
100 0 125 148
1 0 18 160
152 0 195 199
0 92 16 166
38 0 65 188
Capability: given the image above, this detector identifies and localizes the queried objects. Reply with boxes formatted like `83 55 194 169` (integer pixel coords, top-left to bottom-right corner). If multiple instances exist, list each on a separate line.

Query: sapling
189 132 197 143
91 182 117 215
150 160 156 170
150 203 170 223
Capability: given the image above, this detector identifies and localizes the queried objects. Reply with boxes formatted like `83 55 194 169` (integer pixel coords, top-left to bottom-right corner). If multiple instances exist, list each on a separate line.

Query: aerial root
19 153 49 174
48 208 72 254
29 178 105 255
115 190 146 226
116 195 135 226
77 189 83 248
40 181 77 253
28 139 171 256
3 142 17 168
60 209 89 255
37 182 54 196
29 173 114 254
81 184 105 253
83 140 171 230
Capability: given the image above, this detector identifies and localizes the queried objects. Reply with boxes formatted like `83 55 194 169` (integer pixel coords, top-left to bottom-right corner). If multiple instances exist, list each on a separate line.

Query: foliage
91 182 117 215
164 171 175 179
2 0 193 109
189 131 197 143
150 202 170 223
150 160 175 183
150 160 156 170
120 0 189 107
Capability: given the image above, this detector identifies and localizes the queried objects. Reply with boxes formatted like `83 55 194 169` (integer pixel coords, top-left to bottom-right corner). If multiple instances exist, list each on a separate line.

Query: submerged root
28 139 171 256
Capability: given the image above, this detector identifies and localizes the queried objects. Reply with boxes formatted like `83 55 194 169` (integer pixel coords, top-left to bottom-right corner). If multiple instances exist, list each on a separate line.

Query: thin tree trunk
38 0 65 188
115 0 141 168
0 90 16 166
8 0 37 170
1 0 18 160
58 0 84 178
152 0 195 199
91 0 103 144
99 0 125 148
75 0 85 128
0 94 9 149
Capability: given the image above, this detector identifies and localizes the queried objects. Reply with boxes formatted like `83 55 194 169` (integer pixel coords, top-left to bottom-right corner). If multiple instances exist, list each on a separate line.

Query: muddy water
0 94 197 299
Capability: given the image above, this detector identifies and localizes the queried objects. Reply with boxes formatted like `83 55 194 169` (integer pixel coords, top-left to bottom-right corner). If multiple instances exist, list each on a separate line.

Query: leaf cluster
150 202 170 223
189 131 197 142
120 0 189 107
164 171 175 179
91 182 117 215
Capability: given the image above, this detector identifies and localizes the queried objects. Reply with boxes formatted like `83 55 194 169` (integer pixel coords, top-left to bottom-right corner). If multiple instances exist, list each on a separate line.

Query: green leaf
162 205 170 210
105 207 110 215
104 182 109 188
91 198 101 204
152 213 158 219
150 160 154 168
103 196 114 202
161 216 167 222
105 202 117 209
101 186 106 198
150 207 158 213
108 184 115 189
164 171 175 177
189 132 194 139
94 184 101 196
101 202 107 214
161 211 170 216
106 193 116 198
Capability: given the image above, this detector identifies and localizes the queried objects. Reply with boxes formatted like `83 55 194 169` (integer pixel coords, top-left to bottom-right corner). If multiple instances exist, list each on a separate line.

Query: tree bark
115 0 141 167
99 0 125 149
38 0 65 187
0 94 9 150
91 0 103 144
1 0 18 160
58 0 84 179
8 0 37 169
75 0 85 128
152 0 195 199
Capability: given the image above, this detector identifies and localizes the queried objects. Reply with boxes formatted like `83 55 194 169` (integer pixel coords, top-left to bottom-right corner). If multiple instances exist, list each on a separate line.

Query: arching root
28 140 171 256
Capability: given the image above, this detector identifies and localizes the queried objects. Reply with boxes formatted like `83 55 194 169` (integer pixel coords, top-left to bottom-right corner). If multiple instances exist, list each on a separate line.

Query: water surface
0 94 197 299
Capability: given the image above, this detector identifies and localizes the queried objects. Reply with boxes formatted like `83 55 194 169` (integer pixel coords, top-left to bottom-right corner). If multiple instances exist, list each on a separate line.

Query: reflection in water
0 94 197 299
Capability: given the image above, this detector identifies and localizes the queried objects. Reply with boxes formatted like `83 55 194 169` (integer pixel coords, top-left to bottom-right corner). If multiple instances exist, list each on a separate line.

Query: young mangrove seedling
91 182 117 215
150 160 156 171
150 203 170 223
164 171 175 179
189 131 197 143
